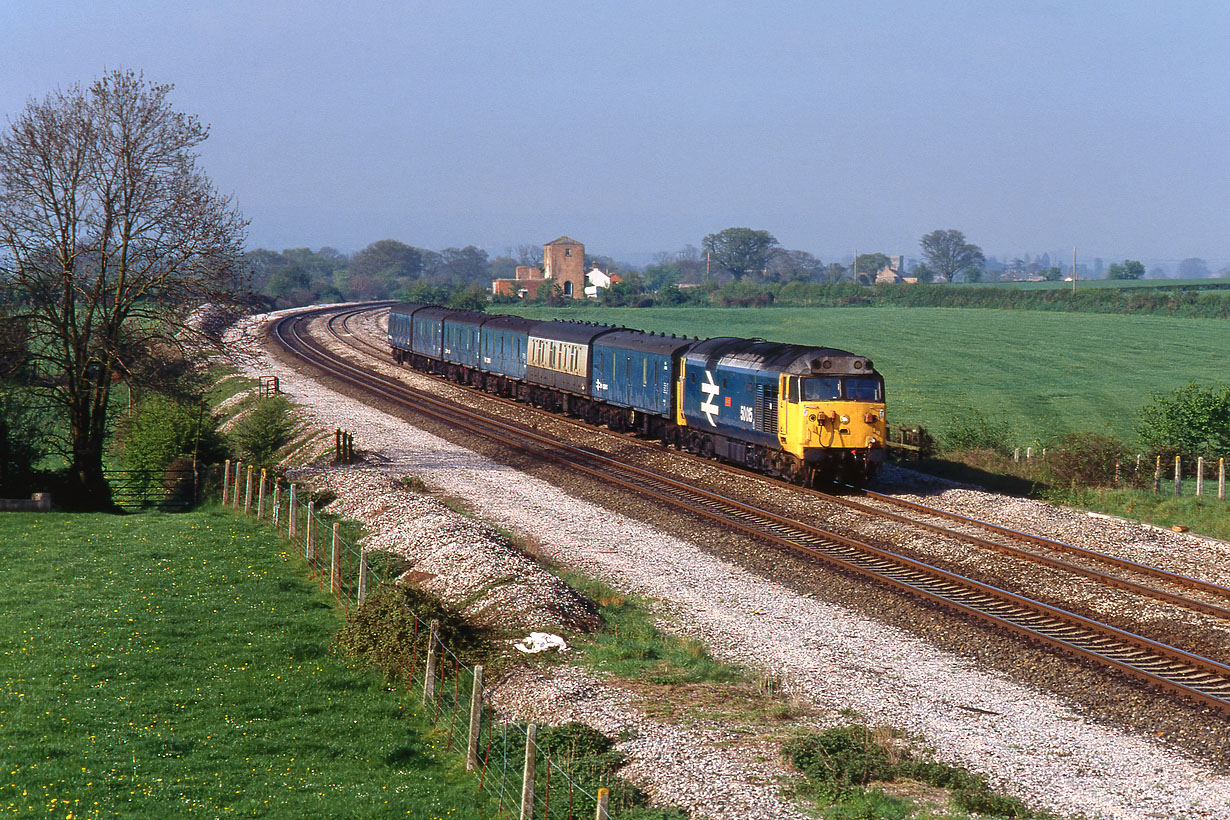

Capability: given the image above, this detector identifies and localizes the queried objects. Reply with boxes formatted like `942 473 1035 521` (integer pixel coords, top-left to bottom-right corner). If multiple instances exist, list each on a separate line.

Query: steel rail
335 304 1230 622
270 305 1230 713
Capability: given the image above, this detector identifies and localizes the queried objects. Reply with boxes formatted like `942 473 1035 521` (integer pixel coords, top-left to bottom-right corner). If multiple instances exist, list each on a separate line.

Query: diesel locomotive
387 303 886 485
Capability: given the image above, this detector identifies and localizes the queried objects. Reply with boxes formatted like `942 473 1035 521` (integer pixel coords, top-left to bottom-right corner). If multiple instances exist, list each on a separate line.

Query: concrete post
520 723 537 820
357 551 369 605
1174 455 1182 496
1197 457 1205 497
221 459 231 503
595 788 610 820
1220 458 1226 501
1153 456 1161 494
330 522 342 596
232 461 243 507
272 483 282 528
244 465 254 514
466 665 484 772
423 619 439 705
1026 446 1033 462
305 501 316 563
258 468 267 519
1013 447 1019 463
288 484 298 539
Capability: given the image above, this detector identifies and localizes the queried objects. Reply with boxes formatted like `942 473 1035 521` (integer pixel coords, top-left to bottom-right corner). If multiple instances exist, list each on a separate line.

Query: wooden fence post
595 787 610 820
331 522 342 597
258 469 267 519
244 465 254 514
520 723 537 820
272 482 282 528
1013 447 1020 463
423 619 440 705
232 461 243 507
1174 456 1182 496
357 551 369 605
467 665 484 772
1220 458 1226 501
1026 446 1033 462
1153 456 1161 494
1196 457 1205 497
221 459 231 503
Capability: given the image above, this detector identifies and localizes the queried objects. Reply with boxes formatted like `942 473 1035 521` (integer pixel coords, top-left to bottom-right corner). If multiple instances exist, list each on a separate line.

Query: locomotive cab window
786 376 799 403
802 377 841 401
845 376 883 402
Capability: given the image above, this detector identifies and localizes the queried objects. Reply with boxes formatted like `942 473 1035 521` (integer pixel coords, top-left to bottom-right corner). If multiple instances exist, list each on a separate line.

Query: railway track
332 304 1230 623
271 303 1230 713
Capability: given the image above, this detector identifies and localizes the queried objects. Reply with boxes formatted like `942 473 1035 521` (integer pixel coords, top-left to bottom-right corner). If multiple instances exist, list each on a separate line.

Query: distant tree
0 70 247 508
1177 257 1211 278
701 227 780 281
1107 259 1145 280
641 260 681 291
447 284 489 311
920 229 985 282
438 246 490 282
349 239 422 281
1043 266 1063 281
488 254 518 279
514 244 543 267
855 253 892 275
913 262 935 283
962 268 984 283
769 249 824 282
823 262 848 283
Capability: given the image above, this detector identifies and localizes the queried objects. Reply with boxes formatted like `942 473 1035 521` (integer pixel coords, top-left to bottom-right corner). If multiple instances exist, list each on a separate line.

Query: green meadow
500 305 1229 447
0 509 497 819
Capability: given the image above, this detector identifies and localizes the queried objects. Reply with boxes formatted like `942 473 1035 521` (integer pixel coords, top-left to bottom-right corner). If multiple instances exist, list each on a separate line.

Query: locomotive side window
845 376 883 402
802 377 842 401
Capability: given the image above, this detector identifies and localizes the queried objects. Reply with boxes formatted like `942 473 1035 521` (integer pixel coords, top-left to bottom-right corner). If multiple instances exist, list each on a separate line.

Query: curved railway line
270 303 1230 714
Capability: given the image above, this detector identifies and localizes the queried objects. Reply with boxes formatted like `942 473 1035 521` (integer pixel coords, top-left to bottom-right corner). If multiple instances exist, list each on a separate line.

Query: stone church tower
543 236 585 299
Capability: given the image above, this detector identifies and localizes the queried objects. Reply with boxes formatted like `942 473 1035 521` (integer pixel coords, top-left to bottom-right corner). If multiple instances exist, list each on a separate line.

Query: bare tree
919 229 985 282
0 70 248 508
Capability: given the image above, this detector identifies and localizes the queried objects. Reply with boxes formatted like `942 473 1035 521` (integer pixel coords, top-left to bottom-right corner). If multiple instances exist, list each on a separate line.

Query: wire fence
1008 449 1228 499
218 459 616 820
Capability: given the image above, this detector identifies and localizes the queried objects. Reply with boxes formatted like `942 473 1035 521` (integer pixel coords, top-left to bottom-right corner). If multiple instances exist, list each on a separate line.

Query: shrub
783 726 892 792
938 408 1012 455
118 393 226 474
1044 432 1132 488
1136 382 1230 460
230 394 297 468
333 583 485 678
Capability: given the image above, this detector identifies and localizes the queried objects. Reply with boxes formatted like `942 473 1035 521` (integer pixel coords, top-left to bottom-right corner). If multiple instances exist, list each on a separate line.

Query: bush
333 583 485 679
1044 432 1132 488
118 394 226 474
938 408 1012 455
230 394 297 468
783 726 891 792
1136 382 1230 460
0 387 46 494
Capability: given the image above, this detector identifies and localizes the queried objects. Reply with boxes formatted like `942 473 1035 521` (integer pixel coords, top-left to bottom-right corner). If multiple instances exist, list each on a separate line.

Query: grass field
0 508 497 819
498 305 1229 447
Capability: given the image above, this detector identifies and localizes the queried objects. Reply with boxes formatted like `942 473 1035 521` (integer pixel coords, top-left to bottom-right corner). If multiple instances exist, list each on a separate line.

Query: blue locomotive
387 303 886 485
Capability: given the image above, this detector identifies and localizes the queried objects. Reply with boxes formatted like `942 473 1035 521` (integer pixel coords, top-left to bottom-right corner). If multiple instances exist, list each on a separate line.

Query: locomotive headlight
879 409 885 420
840 414 850 424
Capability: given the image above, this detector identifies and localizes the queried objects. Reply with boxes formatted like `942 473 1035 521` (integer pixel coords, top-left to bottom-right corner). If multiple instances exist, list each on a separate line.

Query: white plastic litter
513 632 569 654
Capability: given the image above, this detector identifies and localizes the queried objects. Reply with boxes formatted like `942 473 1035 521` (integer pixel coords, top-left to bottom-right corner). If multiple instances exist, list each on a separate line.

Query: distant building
492 236 588 299
584 265 622 298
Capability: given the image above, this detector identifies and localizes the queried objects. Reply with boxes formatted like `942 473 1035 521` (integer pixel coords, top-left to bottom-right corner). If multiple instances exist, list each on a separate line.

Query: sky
3 1 1228 269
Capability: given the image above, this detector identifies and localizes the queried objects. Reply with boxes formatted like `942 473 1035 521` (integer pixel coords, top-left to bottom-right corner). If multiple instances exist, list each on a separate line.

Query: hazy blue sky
4 1 1228 267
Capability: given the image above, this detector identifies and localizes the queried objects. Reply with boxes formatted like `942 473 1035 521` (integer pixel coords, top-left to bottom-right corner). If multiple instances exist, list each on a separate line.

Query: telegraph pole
1072 247 1077 292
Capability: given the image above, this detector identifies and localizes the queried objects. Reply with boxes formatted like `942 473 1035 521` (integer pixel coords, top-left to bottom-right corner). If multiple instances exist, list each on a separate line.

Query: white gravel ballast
225 312 1230 820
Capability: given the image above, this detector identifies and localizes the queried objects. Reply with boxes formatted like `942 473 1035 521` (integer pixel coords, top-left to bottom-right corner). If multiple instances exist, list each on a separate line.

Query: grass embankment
0 508 498 819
